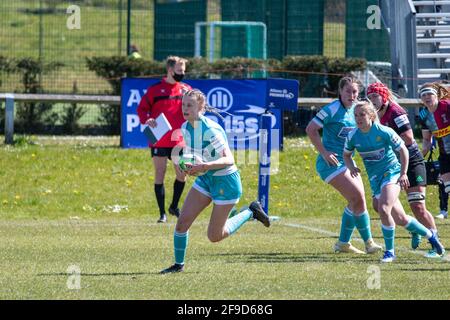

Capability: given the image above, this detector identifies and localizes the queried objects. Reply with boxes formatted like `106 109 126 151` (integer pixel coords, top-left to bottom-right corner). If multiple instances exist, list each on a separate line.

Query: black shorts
439 153 450 175
407 159 427 188
150 147 182 160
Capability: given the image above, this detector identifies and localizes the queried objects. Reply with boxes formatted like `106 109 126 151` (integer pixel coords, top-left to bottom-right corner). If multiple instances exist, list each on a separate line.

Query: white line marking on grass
281 222 444 258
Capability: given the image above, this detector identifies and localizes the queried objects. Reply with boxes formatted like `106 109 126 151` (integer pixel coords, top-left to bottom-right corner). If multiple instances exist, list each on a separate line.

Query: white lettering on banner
127 90 142 107
127 115 140 132
269 88 295 99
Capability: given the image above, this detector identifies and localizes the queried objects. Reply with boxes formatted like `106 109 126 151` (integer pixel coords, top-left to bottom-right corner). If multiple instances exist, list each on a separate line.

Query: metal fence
1 93 427 141
0 0 154 95
0 0 394 97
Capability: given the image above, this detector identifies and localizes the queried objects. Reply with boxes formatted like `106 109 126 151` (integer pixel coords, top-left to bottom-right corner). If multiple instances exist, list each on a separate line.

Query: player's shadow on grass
398 268 450 272
37 271 186 276
209 252 372 264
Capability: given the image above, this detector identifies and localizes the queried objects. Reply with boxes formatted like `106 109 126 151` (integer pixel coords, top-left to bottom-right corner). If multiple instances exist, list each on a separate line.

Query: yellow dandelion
305 166 310 170
2 199 8 205
15 195 21 200
31 153 36 158
43 189 52 195
273 185 280 190
126 180 133 187
303 154 309 160
73 190 80 195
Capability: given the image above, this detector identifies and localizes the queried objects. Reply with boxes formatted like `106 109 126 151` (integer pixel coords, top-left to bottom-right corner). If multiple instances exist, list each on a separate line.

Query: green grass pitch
0 136 449 299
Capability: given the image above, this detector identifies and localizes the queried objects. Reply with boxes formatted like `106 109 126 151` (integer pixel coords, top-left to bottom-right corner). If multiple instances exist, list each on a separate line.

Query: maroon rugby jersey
379 102 411 135
380 102 422 160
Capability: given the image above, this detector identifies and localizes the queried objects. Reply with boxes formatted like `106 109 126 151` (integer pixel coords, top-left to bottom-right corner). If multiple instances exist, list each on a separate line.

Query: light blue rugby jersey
344 122 404 179
181 115 237 177
312 100 356 160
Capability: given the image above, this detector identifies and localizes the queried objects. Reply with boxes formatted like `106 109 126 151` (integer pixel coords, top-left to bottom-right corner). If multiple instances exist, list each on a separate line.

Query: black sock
171 179 185 209
154 184 165 215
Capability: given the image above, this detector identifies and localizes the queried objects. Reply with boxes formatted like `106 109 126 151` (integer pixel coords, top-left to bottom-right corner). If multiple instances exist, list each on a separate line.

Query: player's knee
175 220 189 234
409 202 427 218
350 195 365 212
207 231 223 243
378 204 391 217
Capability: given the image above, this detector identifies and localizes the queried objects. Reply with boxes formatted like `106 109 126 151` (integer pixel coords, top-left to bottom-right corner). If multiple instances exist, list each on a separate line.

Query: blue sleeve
418 107 429 130
385 127 403 151
312 106 331 128
344 132 355 153
205 126 228 154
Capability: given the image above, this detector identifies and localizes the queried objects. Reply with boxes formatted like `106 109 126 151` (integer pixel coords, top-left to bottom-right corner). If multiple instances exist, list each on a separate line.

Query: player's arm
397 143 410 189
186 147 234 175
305 119 339 166
421 129 433 156
393 113 415 146
203 146 235 170
399 129 415 146
389 129 409 189
186 131 234 175
343 137 359 177
137 90 157 127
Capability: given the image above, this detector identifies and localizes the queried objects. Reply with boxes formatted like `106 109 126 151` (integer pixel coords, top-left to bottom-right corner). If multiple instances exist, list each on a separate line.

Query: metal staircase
414 1 450 86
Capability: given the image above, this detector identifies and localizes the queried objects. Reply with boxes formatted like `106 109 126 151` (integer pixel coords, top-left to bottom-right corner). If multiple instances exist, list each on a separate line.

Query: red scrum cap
367 82 390 104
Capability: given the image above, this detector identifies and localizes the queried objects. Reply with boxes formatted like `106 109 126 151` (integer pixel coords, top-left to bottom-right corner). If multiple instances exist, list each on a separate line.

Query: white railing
1 93 425 145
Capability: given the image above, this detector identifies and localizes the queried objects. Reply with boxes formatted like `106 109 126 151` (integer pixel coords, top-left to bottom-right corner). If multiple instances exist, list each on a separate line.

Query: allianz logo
207 87 233 112
269 88 295 99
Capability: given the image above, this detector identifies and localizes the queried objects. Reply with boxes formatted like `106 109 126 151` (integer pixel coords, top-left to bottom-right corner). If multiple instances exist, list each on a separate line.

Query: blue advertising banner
121 78 298 150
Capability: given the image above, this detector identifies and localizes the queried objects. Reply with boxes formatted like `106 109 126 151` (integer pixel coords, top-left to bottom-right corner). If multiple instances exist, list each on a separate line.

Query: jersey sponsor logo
391 134 401 145
337 127 354 139
394 114 410 128
432 125 450 138
316 109 327 121
359 148 386 162
210 135 225 151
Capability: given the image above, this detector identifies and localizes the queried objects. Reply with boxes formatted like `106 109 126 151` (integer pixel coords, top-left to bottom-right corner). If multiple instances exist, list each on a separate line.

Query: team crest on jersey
376 136 382 142
338 127 354 139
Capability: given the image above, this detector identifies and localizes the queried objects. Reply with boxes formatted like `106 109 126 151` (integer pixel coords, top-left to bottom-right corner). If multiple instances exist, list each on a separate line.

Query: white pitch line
281 222 449 260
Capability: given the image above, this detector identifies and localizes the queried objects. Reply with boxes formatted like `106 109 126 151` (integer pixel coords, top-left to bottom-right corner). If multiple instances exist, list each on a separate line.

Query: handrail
1 94 426 145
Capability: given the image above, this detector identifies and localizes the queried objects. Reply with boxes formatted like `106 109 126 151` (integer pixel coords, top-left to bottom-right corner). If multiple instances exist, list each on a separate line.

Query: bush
86 55 367 130
280 55 366 97
12 58 64 133
209 57 268 78
86 56 165 133
0 55 15 88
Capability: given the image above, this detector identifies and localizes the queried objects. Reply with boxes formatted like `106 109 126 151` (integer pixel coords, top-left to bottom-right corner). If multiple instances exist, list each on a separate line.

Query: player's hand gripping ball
179 154 206 176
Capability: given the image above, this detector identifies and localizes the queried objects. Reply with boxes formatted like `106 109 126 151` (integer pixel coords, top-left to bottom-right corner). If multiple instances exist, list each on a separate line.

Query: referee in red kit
137 56 192 223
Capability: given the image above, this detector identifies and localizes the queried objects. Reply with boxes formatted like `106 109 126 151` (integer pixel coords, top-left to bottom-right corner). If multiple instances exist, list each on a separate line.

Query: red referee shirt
137 77 191 148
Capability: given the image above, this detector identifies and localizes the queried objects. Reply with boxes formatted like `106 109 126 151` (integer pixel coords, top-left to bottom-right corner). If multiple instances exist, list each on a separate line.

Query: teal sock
381 224 395 253
404 217 433 238
354 211 372 242
225 208 253 236
338 207 355 243
174 231 188 265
